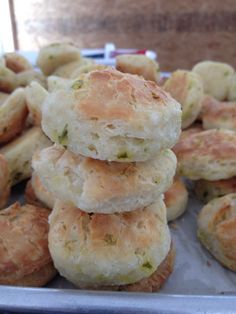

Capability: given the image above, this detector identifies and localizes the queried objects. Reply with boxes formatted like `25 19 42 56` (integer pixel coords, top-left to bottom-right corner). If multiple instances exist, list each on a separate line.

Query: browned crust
119 243 175 292
173 129 236 161
76 68 171 121
79 244 175 292
4 53 32 74
0 202 53 284
164 71 188 105
0 262 57 287
164 177 186 208
0 106 28 144
0 154 10 209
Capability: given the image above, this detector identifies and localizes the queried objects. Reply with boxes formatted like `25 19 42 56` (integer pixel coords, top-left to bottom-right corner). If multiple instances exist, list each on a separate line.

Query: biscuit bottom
78 243 175 292
0 262 57 287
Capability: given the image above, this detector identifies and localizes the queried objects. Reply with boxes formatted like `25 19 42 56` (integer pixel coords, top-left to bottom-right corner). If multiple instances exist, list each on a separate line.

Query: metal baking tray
0 184 235 313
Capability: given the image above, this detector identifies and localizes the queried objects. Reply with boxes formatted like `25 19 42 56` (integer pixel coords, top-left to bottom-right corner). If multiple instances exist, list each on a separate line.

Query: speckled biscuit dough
0 88 28 144
16 70 46 88
116 54 160 82
192 61 234 101
48 198 171 288
164 70 204 128
195 177 236 203
198 194 236 271
37 43 81 76
26 82 48 126
33 144 176 213
42 68 181 162
47 76 73 92
0 202 57 286
164 177 188 222
173 129 236 180
0 127 52 185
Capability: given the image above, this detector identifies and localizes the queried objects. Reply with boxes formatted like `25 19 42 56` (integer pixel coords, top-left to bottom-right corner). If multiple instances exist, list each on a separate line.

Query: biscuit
49 198 171 287
173 129 236 180
192 61 234 101
0 154 10 209
47 76 73 92
0 202 57 286
4 52 32 73
0 127 52 185
228 73 236 101
164 70 204 128
25 172 55 209
197 194 236 271
37 43 81 76
70 64 107 79
33 144 176 213
164 177 188 222
201 96 236 131
116 54 160 82
195 177 236 203
16 70 47 88
53 58 94 78
42 68 182 162
0 66 17 93
26 82 48 126
0 88 28 144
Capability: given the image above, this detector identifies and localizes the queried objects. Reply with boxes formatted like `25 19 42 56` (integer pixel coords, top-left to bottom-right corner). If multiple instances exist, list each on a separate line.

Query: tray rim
0 286 236 313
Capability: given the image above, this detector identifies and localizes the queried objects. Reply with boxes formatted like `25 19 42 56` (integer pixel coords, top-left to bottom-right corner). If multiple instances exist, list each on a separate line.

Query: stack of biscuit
33 68 181 291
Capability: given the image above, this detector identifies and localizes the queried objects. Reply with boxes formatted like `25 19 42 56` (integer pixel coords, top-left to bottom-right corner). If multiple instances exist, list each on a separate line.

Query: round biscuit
37 43 81 76
164 70 204 128
52 58 94 78
195 178 236 203
48 198 171 287
33 144 176 213
116 54 160 82
192 61 234 101
0 202 56 286
0 88 28 144
197 193 236 271
173 129 236 180
0 66 17 93
4 52 32 73
42 68 181 162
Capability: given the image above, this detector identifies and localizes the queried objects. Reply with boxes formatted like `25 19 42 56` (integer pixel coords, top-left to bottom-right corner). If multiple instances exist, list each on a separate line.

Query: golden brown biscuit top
50 200 166 255
0 203 51 280
72 68 171 121
173 129 236 160
164 71 188 104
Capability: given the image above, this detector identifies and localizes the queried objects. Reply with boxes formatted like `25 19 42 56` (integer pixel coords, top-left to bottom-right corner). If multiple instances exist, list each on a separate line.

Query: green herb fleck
142 261 153 270
71 79 83 90
48 55 54 60
117 152 129 159
104 233 117 245
58 124 68 147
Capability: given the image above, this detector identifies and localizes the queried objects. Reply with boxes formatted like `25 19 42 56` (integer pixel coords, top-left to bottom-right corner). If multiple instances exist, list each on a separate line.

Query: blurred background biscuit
192 61 234 101
0 127 52 185
173 129 236 180
0 88 27 144
198 194 236 271
164 70 204 129
0 154 10 209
